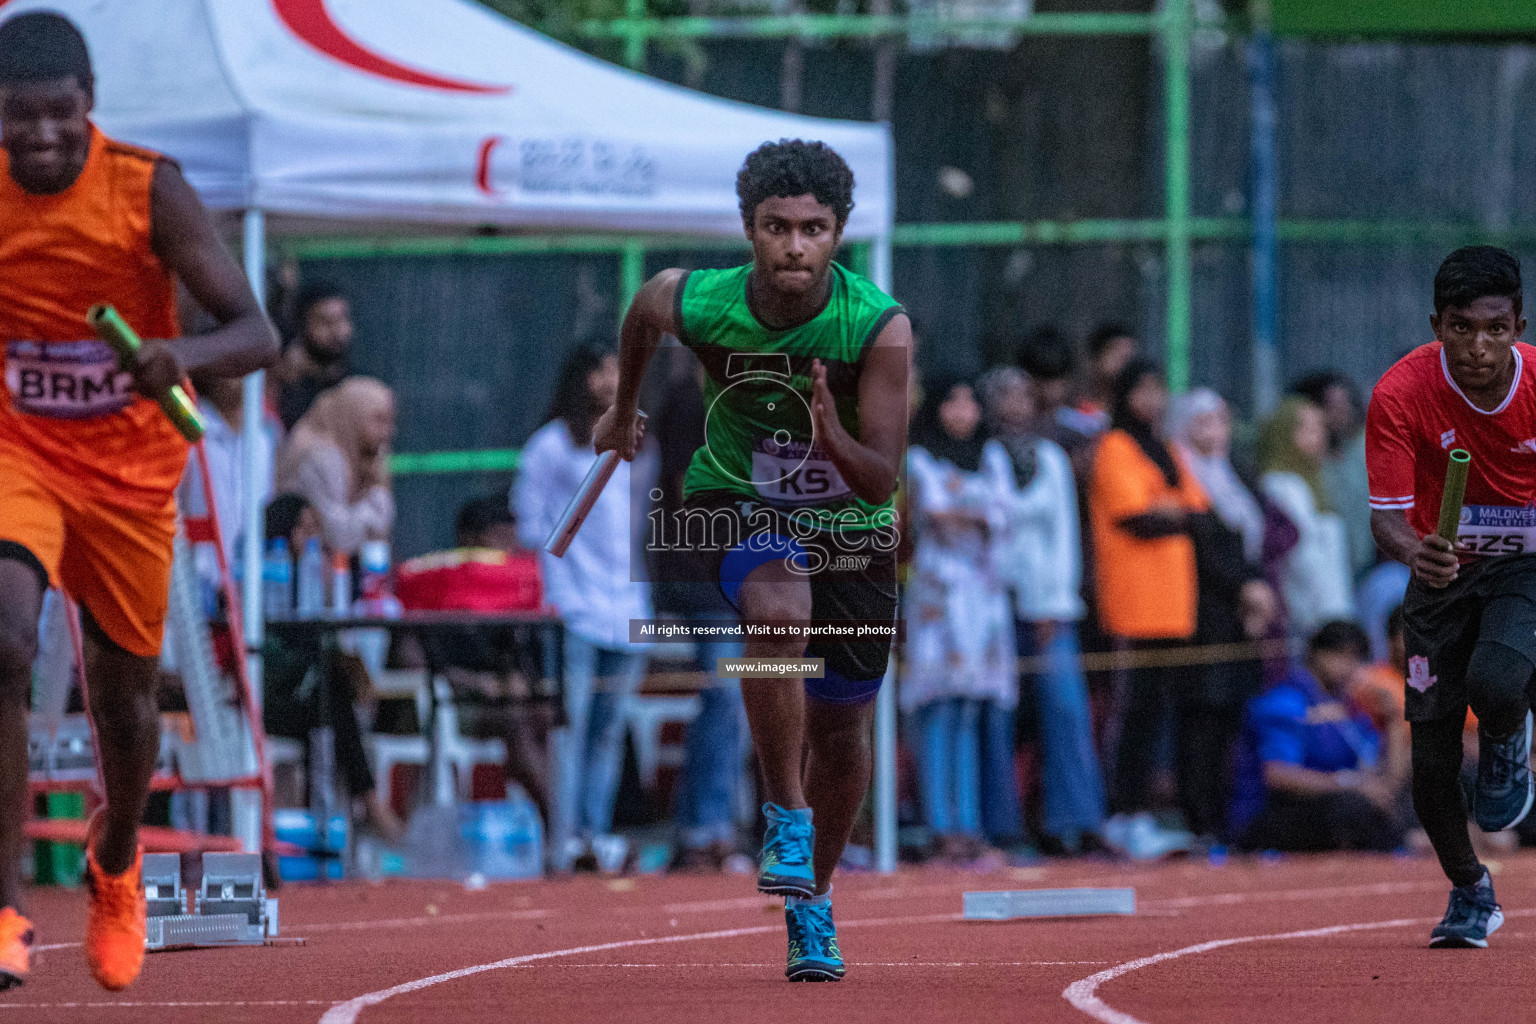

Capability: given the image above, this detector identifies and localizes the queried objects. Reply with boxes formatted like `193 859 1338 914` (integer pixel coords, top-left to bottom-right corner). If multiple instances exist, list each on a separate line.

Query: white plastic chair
624 694 701 789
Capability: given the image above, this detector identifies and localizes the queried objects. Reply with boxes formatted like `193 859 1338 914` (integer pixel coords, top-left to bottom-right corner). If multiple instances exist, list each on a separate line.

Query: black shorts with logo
662 491 899 697
1401 554 1536 722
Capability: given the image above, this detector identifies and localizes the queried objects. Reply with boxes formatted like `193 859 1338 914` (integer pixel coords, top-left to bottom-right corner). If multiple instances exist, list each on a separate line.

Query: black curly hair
1434 245 1521 317
737 140 855 228
0 12 93 90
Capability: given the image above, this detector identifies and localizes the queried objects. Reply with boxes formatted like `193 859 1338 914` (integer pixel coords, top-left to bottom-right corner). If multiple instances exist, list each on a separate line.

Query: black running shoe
1430 872 1503 949
1474 710 1534 833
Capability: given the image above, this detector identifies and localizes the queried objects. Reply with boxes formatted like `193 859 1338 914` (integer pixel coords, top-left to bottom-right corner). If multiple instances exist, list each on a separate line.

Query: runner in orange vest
0 12 277 991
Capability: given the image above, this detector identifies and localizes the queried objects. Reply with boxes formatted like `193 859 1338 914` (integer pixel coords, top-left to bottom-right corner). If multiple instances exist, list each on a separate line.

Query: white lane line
666 878 1443 914
317 912 959 1024
300 908 551 933
1062 908 1536 1024
661 896 773 914
317 923 782 1024
1142 880 1441 911
541 960 1110 968
1063 917 1430 1024
27 908 553 954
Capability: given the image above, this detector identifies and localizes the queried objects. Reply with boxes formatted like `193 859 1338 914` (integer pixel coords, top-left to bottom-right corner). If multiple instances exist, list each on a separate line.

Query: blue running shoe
1430 872 1503 948
785 895 844 981
758 803 816 897
1474 711 1534 833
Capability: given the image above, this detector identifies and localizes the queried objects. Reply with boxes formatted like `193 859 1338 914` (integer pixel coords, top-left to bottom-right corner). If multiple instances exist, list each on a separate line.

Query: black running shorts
659 491 898 698
1401 554 1536 723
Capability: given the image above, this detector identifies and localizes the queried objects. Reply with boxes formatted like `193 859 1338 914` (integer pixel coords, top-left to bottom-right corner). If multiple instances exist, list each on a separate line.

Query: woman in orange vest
0 13 277 992
1088 358 1208 859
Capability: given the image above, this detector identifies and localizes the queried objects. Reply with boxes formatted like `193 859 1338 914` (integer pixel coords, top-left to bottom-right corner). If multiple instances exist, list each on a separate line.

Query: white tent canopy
3 0 892 238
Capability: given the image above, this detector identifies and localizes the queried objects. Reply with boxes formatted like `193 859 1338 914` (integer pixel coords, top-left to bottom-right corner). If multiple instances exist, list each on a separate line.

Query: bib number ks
751 440 852 505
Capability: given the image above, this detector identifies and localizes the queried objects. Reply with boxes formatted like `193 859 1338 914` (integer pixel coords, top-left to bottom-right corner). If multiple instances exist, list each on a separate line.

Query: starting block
963 887 1136 920
144 852 279 950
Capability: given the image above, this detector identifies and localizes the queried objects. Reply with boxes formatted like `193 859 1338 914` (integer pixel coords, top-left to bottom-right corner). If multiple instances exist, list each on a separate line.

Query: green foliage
475 0 698 69
477 0 680 42
476 0 868 40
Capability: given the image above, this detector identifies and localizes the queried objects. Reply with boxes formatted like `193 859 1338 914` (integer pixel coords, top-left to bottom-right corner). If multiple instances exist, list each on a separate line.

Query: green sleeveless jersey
676 262 903 532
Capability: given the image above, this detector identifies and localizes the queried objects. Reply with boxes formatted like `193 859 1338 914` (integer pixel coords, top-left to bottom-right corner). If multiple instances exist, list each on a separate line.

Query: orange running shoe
0 908 33 989
84 821 146 992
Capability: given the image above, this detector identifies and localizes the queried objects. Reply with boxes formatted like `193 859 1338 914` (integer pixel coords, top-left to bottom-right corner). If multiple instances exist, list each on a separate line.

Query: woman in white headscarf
979 366 1106 855
1167 390 1267 564
272 376 396 556
904 373 1017 865
1167 389 1285 841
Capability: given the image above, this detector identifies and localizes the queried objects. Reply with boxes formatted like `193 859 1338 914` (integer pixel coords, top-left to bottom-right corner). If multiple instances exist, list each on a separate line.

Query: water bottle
456 787 544 882
262 538 291 618
357 540 392 602
295 538 325 618
330 553 352 616
403 803 469 881
346 540 400 674
194 542 222 619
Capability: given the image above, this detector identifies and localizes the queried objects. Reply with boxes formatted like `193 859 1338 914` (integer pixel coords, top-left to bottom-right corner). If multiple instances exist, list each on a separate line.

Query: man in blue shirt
1232 621 1407 851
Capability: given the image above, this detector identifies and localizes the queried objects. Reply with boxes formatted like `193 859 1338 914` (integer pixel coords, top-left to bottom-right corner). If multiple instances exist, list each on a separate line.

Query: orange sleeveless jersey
0 125 187 512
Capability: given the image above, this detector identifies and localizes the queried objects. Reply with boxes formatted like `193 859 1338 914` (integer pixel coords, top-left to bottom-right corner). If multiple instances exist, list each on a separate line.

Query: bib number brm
5 340 133 419
751 438 852 505
1455 505 1536 557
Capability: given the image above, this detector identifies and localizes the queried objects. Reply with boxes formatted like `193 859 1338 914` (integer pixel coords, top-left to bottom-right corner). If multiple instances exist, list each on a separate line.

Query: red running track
6 851 1536 1023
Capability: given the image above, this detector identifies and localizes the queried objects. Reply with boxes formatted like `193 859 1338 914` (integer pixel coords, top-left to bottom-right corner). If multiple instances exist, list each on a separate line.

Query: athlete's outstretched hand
1413 533 1460 589
131 339 187 402
809 358 852 455
592 403 646 461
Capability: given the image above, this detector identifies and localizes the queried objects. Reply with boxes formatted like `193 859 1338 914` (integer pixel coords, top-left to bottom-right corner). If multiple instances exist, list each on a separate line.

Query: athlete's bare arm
1371 508 1459 588
594 268 683 460
131 160 278 399
810 312 911 505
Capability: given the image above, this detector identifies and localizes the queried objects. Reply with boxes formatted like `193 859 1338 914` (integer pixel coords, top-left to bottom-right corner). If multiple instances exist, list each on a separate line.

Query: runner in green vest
595 140 911 982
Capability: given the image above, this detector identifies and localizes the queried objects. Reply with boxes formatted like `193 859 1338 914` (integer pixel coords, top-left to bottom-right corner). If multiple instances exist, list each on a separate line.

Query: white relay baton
543 410 646 558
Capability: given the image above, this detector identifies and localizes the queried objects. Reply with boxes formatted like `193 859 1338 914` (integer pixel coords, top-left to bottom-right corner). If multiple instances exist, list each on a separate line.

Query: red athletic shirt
1366 341 1536 556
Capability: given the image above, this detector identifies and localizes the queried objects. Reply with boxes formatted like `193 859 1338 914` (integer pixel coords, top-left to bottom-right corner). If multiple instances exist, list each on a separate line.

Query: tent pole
871 140 898 875
235 207 268 854
240 207 267 708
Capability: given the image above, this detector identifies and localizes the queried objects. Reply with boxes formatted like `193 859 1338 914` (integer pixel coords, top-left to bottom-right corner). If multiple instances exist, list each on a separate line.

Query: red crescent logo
476 135 506 196
273 0 510 95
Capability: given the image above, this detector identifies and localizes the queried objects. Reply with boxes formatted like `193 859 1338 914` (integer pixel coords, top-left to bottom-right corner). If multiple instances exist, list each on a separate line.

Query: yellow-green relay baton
1436 448 1471 546
87 304 205 443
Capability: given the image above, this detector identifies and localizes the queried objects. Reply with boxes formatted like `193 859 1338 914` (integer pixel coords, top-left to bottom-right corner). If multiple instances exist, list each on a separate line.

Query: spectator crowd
895 326 1440 865
179 278 1523 877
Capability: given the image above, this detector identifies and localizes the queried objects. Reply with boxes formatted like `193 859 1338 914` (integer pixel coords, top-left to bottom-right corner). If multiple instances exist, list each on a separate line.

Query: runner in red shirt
1366 245 1535 949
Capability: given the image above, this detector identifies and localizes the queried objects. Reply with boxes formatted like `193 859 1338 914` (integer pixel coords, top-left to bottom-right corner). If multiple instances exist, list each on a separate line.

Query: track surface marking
1065 906 1536 1024
318 912 959 1024
1063 916 1429 1024
6 854 1535 1023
